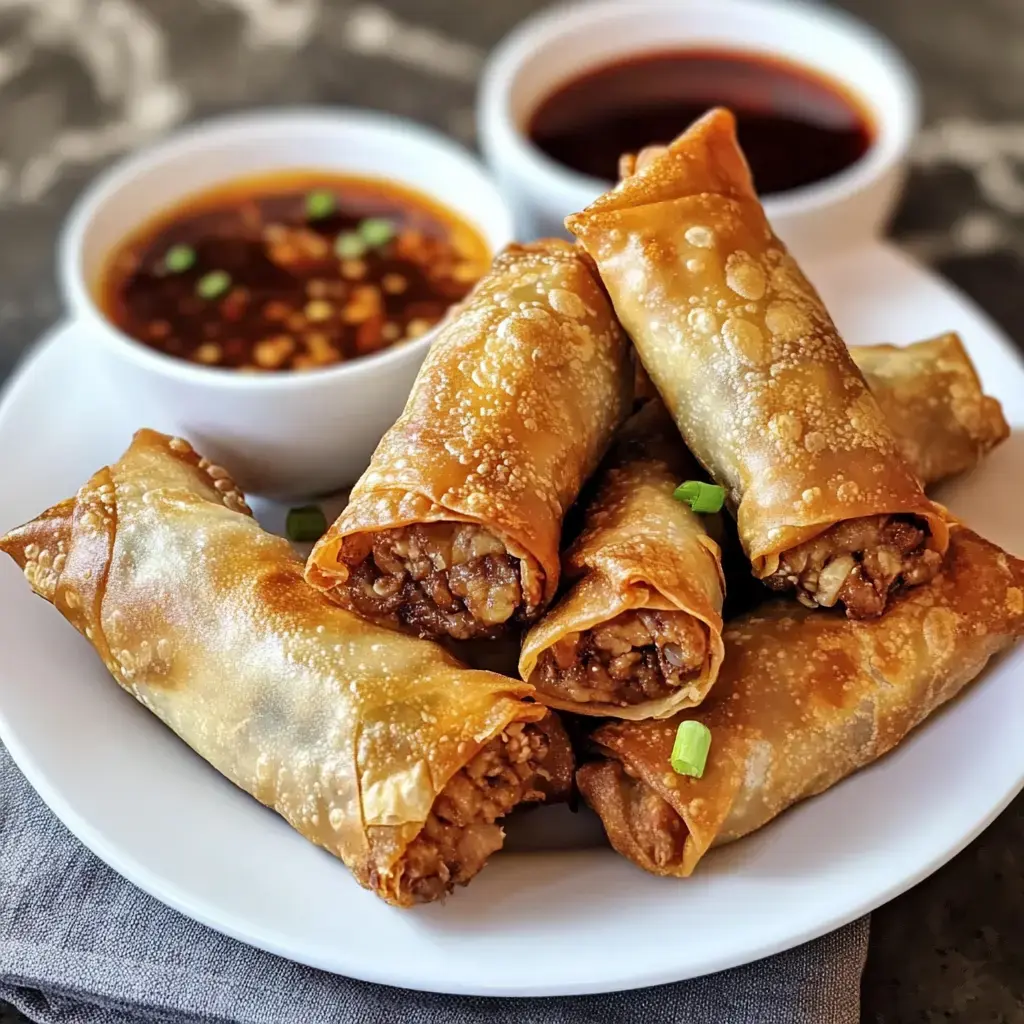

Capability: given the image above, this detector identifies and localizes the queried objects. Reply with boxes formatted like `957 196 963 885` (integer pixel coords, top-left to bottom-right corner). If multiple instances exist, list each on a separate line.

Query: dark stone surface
0 2 1022 1021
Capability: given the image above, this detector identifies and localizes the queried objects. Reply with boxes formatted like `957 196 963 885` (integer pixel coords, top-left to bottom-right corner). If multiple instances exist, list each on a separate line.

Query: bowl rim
59 106 514 393
478 0 921 225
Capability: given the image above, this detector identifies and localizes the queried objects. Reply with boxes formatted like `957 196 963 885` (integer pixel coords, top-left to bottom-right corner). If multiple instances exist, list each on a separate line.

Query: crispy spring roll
567 108 948 618
630 333 1008 486
519 401 725 720
577 526 1024 877
853 333 1009 487
518 345 1005 721
0 430 574 907
305 240 632 640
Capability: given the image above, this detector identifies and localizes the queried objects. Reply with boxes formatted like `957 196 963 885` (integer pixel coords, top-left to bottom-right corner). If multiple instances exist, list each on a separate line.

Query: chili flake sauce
98 171 491 371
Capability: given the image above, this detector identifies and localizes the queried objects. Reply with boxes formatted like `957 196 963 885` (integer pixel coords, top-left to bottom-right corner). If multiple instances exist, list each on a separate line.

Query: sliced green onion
358 217 395 247
335 231 368 259
163 244 196 274
670 721 711 778
286 505 327 543
196 270 231 300
305 189 337 220
673 480 725 514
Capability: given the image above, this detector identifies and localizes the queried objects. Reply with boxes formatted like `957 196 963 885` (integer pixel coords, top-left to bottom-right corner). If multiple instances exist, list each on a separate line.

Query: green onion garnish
335 232 368 259
163 244 196 274
305 190 337 220
286 505 327 543
358 217 395 247
671 721 712 778
673 480 725 514
196 270 231 300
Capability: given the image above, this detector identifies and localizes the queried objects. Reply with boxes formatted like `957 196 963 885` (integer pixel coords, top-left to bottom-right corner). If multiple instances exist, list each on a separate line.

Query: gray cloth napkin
0 742 868 1024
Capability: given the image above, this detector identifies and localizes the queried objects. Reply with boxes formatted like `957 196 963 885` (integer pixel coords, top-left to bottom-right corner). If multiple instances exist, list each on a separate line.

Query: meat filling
533 609 708 706
764 514 943 619
395 719 560 903
578 760 688 872
343 523 532 640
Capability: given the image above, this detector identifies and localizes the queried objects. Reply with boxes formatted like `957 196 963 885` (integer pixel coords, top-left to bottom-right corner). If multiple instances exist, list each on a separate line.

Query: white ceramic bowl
60 109 514 498
478 0 919 258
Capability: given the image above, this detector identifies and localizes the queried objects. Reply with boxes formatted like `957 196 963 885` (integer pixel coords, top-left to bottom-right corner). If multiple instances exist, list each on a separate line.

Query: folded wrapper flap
567 108 949 580
0 429 572 906
306 239 633 615
519 401 726 719
581 525 1024 876
852 333 1010 487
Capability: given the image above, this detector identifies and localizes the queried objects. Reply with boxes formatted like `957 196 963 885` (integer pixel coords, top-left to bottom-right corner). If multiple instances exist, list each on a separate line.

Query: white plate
1 240 1022 997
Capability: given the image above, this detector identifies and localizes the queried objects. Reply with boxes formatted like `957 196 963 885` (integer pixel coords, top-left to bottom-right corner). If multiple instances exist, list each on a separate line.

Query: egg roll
520 340 1005 720
567 108 948 618
305 239 632 640
0 430 573 907
853 333 1009 488
519 400 725 720
577 526 1024 877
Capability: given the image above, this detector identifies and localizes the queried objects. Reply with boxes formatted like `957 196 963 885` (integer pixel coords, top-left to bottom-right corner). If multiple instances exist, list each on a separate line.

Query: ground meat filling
533 609 708 706
395 721 555 903
344 523 531 640
621 767 688 870
764 514 943 619
579 760 688 871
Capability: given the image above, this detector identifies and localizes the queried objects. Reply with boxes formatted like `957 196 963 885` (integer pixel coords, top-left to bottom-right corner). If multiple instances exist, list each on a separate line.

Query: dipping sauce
528 50 874 196
99 172 491 371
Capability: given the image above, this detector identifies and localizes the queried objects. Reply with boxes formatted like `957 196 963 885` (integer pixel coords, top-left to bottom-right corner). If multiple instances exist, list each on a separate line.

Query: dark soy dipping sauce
100 172 490 372
528 49 874 196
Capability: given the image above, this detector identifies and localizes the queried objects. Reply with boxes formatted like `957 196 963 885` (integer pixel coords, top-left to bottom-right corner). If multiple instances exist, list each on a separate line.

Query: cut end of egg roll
386 709 573 904
579 525 1024 878
525 574 714 718
311 521 535 642
567 108 948 620
520 401 725 720
306 239 633 641
577 760 689 875
760 331 1010 616
0 429 574 907
760 512 947 617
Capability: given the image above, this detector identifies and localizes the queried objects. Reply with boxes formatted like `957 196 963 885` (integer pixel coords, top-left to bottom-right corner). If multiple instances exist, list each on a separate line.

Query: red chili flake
220 288 250 322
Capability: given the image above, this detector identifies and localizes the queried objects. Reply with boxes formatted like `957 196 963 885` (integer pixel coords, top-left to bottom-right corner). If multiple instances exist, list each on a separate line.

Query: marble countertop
0 1 1022 1021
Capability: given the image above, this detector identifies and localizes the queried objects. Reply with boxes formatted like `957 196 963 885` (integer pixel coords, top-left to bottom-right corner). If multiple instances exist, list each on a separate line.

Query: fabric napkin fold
0 742 867 1024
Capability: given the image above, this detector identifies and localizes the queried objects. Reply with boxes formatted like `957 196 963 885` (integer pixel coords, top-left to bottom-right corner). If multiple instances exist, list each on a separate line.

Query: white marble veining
223 0 322 47
0 0 185 204
0 0 325 206
342 3 483 82
901 120 1024 262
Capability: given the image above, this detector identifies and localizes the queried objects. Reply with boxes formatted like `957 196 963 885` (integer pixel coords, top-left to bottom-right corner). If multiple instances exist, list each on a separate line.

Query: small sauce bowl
61 109 514 498
478 0 919 259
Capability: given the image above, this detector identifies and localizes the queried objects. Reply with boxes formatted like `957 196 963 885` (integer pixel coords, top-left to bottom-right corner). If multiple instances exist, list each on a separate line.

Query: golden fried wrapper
1 430 573 907
306 239 632 636
853 333 1009 487
567 109 947 589
578 526 1024 877
520 401 724 720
